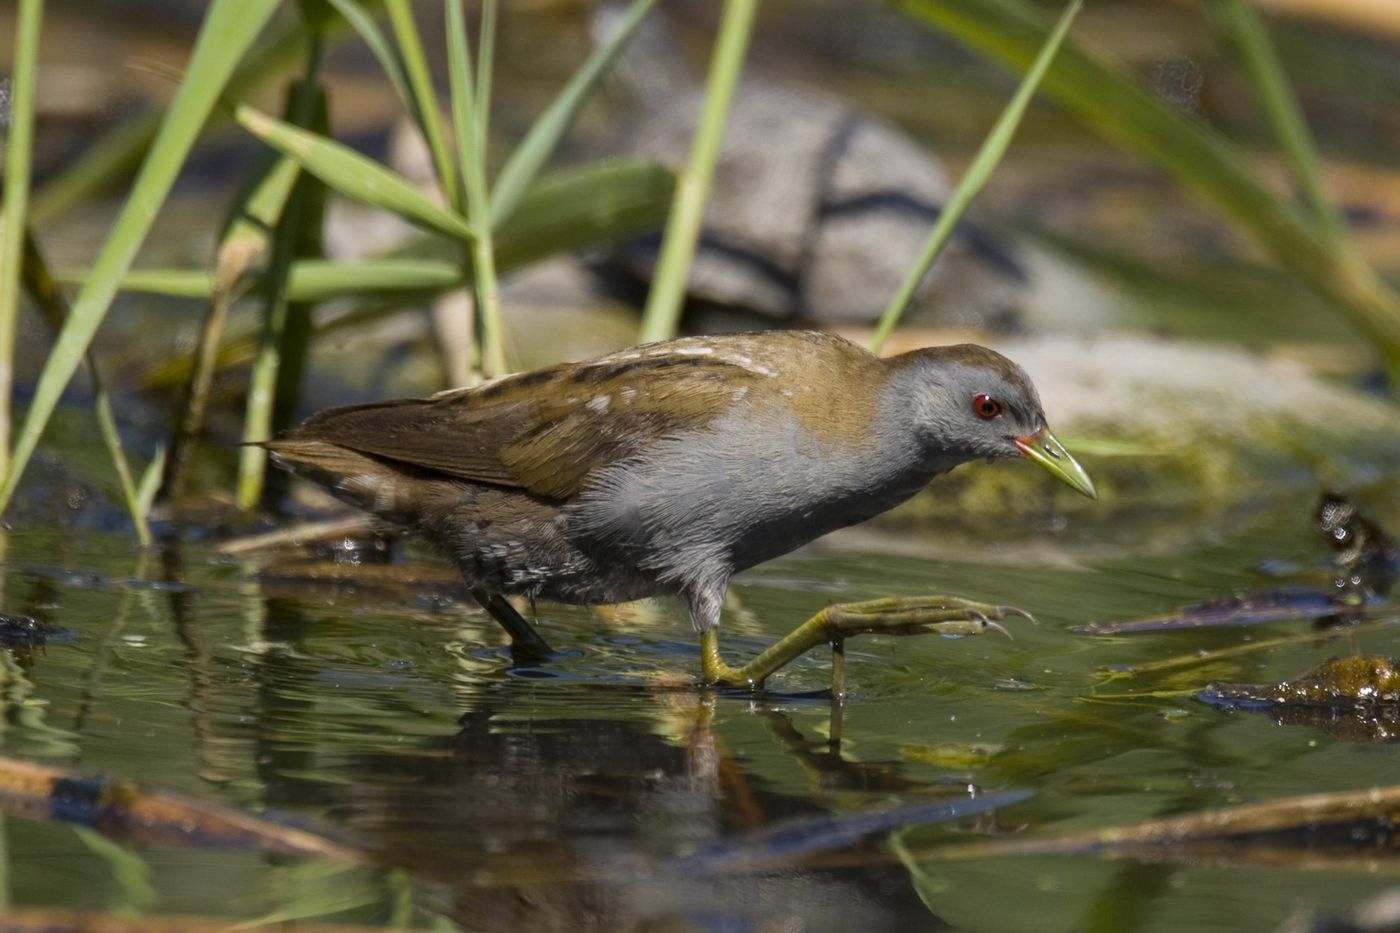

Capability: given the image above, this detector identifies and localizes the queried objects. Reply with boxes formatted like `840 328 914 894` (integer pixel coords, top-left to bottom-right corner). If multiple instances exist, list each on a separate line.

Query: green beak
1014 428 1098 500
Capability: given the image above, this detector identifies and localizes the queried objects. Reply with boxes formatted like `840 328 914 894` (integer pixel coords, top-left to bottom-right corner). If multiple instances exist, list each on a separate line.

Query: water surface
1 489 1396 931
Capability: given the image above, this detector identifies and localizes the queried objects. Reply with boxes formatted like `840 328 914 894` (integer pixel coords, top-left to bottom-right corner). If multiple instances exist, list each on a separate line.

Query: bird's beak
1014 428 1098 500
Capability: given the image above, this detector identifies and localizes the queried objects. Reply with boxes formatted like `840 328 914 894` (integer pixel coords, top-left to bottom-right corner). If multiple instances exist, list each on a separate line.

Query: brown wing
286 353 762 501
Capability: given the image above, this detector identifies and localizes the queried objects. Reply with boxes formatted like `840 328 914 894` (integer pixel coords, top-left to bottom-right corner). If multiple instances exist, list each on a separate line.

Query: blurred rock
608 75 1035 331
584 2 1115 334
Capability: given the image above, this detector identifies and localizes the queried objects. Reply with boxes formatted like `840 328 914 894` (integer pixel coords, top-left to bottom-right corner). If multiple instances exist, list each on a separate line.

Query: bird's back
267 331 893 602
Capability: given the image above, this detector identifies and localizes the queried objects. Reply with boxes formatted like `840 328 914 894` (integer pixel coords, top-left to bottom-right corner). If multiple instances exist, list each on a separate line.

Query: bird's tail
264 439 421 522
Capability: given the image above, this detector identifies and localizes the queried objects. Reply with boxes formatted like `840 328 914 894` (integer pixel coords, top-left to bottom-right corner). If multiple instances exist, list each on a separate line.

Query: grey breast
565 402 927 587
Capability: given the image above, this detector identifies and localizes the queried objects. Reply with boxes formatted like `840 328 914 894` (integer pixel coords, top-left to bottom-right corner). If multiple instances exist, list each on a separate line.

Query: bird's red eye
972 394 1002 420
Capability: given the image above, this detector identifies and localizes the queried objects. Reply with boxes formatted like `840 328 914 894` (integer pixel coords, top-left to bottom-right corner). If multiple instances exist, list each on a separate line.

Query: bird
266 330 1096 689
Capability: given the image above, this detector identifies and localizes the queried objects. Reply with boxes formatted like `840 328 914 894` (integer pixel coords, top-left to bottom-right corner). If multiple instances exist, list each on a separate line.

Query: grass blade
444 0 480 386
0 0 44 478
385 0 461 211
160 153 301 501
324 0 414 110
130 159 675 388
21 231 151 545
0 0 283 514
871 0 1080 352
239 83 329 510
474 0 503 379
493 159 674 260
103 259 460 303
270 134 328 451
639 0 759 343
446 0 506 378
473 0 502 373
235 103 475 241
490 0 659 227
66 269 220 299
894 0 1400 375
1205 0 1350 250
476 0 496 155
135 446 166 522
72 159 676 302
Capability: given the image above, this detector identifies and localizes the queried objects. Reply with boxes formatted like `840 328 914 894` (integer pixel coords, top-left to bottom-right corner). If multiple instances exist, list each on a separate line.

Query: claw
984 620 1014 640
999 605 1036 623
965 609 989 626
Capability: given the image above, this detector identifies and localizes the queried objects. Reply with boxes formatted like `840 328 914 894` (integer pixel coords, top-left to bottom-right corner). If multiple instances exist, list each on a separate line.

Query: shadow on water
262 686 954 929
243 594 1027 929
0 484 1398 930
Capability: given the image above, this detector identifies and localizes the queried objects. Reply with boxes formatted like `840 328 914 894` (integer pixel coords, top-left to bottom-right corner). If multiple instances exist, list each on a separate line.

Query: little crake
269 330 1096 687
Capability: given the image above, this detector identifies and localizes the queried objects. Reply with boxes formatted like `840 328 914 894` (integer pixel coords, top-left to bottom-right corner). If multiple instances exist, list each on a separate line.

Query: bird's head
890 344 1097 499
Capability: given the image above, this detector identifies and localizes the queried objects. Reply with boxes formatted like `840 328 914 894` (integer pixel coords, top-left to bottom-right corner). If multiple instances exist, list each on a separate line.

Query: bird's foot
820 595 1031 641
699 596 1030 696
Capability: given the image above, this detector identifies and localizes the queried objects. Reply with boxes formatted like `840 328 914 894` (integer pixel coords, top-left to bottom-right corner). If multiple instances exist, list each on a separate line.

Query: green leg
471 588 553 657
829 639 846 748
700 595 1028 691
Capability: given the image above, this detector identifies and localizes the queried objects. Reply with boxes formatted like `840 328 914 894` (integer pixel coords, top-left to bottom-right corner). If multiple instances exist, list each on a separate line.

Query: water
0 489 1396 931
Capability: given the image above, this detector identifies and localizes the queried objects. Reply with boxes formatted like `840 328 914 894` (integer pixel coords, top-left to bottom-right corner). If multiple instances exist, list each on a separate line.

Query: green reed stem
447 0 506 379
20 231 151 544
161 153 301 502
871 0 1080 353
386 0 461 212
1205 0 1351 252
0 0 44 480
238 65 328 511
489 0 659 228
638 0 758 343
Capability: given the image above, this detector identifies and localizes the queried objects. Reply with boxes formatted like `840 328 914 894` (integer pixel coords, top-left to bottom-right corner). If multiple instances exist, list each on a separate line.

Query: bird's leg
829 639 846 747
700 596 1029 691
471 588 553 658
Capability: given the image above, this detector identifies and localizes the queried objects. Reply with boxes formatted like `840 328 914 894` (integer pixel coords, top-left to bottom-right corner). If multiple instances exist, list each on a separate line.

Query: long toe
697 595 1028 692
824 595 1032 639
